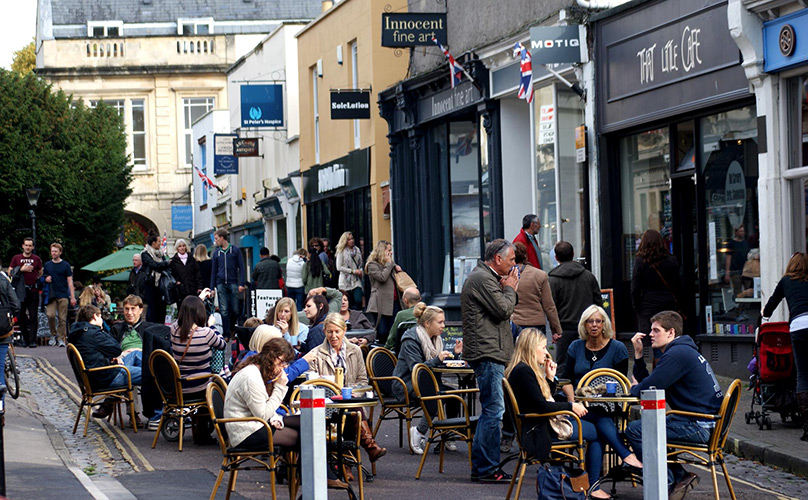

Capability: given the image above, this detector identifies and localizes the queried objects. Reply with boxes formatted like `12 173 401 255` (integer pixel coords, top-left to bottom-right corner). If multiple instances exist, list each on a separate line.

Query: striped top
170 323 226 394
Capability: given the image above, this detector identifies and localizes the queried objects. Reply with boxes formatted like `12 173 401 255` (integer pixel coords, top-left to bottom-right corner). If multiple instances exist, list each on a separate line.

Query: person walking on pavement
126 254 148 299
336 231 364 309
43 242 76 347
141 232 170 324
762 252 808 441
253 247 282 291
547 241 601 372
210 228 246 341
461 239 519 483
285 249 307 310
169 238 202 306
631 229 683 334
513 214 543 269
9 237 42 348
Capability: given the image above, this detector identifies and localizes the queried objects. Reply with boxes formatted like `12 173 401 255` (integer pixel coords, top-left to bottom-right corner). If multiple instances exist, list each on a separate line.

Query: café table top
432 363 475 375
574 394 640 404
291 397 379 409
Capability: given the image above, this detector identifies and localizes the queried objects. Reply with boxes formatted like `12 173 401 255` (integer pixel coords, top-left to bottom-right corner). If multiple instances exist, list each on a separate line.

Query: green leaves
0 70 132 273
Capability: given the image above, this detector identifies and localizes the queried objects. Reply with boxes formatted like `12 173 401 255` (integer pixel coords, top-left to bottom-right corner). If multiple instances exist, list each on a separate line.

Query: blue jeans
286 287 306 311
0 344 8 402
110 351 142 387
216 283 240 338
555 418 602 483
625 414 712 485
584 408 633 460
471 360 505 476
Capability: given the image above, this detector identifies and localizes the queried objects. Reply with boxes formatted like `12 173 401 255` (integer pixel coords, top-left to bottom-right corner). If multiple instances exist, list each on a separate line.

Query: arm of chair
443 388 480 395
371 375 409 403
216 416 275 448
181 373 216 383
520 410 584 444
86 365 132 387
420 394 472 424
666 409 718 421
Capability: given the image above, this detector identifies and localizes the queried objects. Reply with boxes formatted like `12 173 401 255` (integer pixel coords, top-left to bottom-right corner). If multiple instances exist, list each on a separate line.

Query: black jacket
631 254 682 316
392 326 443 401
169 254 202 303
68 322 122 390
548 261 601 331
109 319 153 346
763 276 808 322
253 257 283 290
141 250 170 289
126 267 148 297
0 272 20 344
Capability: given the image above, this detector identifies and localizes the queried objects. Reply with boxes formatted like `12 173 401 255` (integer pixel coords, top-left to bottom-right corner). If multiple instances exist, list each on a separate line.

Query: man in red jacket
513 214 542 269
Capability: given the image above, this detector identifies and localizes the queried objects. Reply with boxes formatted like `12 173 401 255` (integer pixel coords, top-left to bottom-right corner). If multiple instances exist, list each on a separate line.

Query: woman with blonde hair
365 240 402 343
266 297 309 350
78 286 96 308
336 232 364 309
392 302 462 454
170 238 202 306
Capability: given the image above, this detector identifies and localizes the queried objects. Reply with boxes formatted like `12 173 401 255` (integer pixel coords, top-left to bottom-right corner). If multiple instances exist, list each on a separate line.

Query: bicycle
4 327 21 399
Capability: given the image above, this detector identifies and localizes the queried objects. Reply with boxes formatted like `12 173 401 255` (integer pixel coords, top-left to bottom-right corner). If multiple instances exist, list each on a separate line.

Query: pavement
1 346 805 500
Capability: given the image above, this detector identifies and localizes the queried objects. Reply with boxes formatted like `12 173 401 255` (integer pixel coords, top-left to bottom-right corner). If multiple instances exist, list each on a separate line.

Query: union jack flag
161 231 168 255
513 43 534 104
194 166 223 194
433 37 464 88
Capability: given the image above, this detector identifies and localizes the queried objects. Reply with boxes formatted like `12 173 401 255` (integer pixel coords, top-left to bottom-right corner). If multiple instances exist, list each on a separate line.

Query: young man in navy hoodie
626 310 723 500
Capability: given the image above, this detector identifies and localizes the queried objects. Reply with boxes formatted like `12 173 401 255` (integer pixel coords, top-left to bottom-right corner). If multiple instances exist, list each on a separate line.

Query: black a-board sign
330 91 371 120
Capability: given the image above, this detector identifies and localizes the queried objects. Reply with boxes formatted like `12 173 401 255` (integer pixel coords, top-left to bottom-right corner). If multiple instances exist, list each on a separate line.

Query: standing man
548 241 601 372
126 254 147 299
210 228 245 340
513 214 542 269
43 242 76 347
252 247 282 290
461 239 519 483
9 237 42 348
626 311 724 500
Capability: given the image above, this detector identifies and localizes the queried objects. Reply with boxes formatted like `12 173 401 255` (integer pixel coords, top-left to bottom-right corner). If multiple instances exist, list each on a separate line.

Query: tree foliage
11 40 35 75
0 70 132 274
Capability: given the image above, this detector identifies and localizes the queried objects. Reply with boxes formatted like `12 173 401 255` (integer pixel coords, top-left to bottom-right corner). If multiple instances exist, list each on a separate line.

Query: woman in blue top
560 305 642 487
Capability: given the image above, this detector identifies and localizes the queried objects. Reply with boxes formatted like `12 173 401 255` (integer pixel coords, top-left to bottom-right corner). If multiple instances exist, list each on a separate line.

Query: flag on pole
513 43 534 104
432 37 464 88
161 231 168 255
194 166 223 194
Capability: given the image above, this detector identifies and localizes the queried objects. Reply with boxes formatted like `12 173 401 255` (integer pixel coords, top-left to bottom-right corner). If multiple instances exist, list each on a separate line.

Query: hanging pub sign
233 138 259 157
529 25 586 65
213 133 238 175
240 84 284 128
381 13 447 47
330 90 371 120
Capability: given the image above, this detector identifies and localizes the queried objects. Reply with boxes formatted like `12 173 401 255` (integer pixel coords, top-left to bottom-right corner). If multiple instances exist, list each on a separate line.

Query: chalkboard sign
601 289 616 331
443 321 463 342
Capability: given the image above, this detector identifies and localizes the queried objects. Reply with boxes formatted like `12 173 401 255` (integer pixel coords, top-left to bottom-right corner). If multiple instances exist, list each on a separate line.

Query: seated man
384 286 420 353
109 295 155 421
626 311 724 500
68 305 133 390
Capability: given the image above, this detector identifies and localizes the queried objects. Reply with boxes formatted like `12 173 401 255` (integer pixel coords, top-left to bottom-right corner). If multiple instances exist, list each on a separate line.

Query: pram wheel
162 417 181 442
745 411 753 424
759 415 772 430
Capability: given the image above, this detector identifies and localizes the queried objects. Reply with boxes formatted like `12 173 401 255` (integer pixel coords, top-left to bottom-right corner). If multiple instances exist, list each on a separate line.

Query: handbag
549 415 573 441
159 270 180 305
650 264 687 321
392 270 417 294
536 464 588 500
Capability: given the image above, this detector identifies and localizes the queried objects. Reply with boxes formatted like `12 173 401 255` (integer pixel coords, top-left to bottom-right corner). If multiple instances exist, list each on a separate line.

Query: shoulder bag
393 269 417 294
650 264 687 321
536 464 588 500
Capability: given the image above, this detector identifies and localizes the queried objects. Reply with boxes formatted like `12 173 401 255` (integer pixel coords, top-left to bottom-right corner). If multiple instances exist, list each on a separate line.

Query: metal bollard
640 388 667 500
300 388 327 500
0 384 6 497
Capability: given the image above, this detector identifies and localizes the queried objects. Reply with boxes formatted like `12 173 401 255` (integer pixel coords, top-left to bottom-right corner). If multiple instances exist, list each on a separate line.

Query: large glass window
449 121 480 292
556 87 587 268
199 140 208 207
534 86 557 266
619 128 671 280
183 97 214 167
131 99 146 169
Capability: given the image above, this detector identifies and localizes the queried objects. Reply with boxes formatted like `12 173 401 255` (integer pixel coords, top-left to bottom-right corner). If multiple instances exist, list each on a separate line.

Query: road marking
689 464 799 500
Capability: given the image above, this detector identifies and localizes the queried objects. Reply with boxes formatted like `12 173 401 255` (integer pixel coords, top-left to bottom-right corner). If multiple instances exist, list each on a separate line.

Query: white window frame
181 97 215 169
351 41 360 149
177 18 214 35
89 98 148 171
313 67 320 164
131 99 147 170
87 21 123 38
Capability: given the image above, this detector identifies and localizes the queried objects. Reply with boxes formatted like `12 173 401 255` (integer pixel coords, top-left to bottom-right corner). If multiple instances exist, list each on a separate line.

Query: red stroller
745 321 799 429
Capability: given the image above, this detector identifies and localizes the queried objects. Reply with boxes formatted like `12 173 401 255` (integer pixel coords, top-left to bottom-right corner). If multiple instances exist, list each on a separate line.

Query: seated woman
170 293 226 445
266 297 309 350
392 302 462 455
337 290 373 347
308 313 387 463
300 294 329 353
224 338 299 450
506 328 615 499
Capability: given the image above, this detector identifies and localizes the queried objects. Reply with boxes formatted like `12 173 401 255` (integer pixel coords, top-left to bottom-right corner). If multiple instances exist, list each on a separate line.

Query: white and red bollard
641 388 668 500
300 388 327 499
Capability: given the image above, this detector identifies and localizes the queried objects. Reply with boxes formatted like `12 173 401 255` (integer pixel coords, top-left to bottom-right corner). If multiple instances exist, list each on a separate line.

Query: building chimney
322 1 333 12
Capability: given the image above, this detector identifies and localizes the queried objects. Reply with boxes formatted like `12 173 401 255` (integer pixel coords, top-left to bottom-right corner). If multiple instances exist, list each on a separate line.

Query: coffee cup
605 382 618 396
341 387 353 400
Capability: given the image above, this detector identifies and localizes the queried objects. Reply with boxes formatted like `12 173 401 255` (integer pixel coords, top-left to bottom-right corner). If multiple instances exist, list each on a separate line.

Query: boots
359 420 387 462
797 392 808 441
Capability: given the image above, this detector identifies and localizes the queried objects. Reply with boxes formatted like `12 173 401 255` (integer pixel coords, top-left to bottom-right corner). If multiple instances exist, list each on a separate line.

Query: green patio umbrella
101 270 131 282
82 244 143 272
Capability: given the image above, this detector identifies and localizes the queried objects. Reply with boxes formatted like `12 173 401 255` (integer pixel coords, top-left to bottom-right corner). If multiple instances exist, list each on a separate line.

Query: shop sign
278 177 300 202
724 161 746 229
303 148 370 203
213 133 238 175
763 9 808 73
418 81 483 123
381 13 446 47
330 91 371 120
252 289 283 318
240 84 284 128
171 205 193 232
538 105 555 145
233 138 259 157
257 196 284 219
529 26 585 65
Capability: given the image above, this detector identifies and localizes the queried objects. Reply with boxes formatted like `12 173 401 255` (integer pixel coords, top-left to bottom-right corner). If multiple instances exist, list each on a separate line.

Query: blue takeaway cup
341 387 353 400
605 382 618 396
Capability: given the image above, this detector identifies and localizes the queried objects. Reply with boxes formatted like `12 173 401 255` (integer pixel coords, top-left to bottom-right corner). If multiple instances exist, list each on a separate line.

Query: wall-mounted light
336 45 343 65
317 59 323 78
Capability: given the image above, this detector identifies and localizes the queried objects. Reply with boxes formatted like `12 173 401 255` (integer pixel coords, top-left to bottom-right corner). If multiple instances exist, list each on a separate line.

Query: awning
101 270 131 282
82 244 143 272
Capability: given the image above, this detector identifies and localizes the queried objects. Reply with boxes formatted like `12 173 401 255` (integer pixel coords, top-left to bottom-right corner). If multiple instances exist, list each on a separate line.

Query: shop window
276 218 288 259
449 121 481 292
534 86 557 268
556 87 587 268
619 128 671 281
199 141 208 207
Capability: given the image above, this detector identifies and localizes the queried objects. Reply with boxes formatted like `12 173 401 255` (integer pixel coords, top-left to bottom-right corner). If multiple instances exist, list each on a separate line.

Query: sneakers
478 468 512 483
57 340 66 347
500 433 514 453
410 425 426 455
147 413 163 431
444 440 457 452
48 337 57 346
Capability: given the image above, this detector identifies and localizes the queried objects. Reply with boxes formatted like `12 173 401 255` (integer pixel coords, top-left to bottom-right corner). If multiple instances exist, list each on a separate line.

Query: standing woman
142 231 171 324
170 239 202 306
631 229 683 333
171 294 227 444
301 244 329 294
511 242 562 336
365 240 401 343
763 252 808 441
285 249 308 311
336 232 364 309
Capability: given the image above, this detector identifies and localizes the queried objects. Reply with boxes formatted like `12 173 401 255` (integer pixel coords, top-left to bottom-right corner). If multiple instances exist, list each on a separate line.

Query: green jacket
384 306 416 352
460 261 517 365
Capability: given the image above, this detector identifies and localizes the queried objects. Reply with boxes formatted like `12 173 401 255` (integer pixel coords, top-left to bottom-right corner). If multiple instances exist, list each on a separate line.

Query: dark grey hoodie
547 261 602 331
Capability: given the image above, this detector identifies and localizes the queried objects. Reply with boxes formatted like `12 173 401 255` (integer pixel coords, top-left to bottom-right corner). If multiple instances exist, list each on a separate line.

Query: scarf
179 253 188 264
144 244 165 286
329 342 347 369
416 325 441 361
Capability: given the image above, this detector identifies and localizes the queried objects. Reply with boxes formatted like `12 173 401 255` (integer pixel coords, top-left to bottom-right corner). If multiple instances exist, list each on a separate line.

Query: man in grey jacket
548 241 602 372
461 239 519 482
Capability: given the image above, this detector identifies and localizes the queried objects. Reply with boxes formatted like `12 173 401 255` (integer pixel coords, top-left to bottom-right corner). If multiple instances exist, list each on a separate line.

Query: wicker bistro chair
366 347 422 451
502 377 585 500
666 379 742 500
149 349 214 452
205 382 298 500
66 344 138 437
411 363 479 479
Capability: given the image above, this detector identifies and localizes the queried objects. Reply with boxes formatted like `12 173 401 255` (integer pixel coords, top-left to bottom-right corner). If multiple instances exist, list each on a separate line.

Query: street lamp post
25 187 42 248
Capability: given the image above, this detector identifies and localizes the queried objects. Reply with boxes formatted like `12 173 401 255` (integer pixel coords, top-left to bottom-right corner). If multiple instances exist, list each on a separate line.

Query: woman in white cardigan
223 338 298 450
